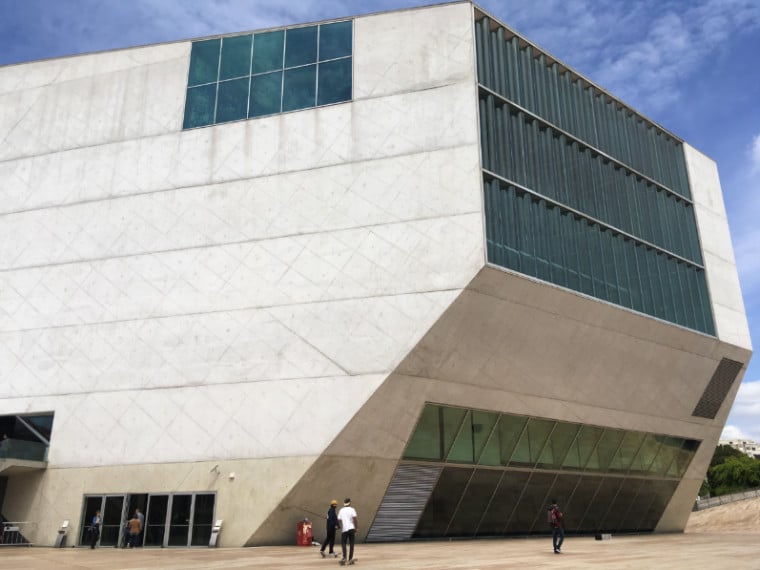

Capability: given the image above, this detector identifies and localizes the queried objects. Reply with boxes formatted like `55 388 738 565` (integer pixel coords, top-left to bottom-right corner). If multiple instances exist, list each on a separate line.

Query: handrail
693 488 760 511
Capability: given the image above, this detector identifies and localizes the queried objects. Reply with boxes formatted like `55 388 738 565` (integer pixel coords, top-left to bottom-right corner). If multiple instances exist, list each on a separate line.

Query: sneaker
330 553 338 558
348 560 356 565
321 551 326 558
339 560 346 566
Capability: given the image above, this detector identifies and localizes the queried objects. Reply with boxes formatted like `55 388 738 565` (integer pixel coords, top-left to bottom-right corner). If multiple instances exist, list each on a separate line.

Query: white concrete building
719 440 760 459
0 1 752 547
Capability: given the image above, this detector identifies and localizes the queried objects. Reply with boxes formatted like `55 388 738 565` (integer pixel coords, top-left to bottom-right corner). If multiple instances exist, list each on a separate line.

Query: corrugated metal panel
692 358 744 419
365 464 441 542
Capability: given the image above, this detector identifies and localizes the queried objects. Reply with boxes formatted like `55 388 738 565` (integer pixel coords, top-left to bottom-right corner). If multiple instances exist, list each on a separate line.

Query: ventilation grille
692 358 744 419
365 464 441 542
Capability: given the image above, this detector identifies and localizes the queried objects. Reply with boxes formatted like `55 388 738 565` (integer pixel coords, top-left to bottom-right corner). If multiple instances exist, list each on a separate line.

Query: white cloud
724 380 760 442
751 133 760 172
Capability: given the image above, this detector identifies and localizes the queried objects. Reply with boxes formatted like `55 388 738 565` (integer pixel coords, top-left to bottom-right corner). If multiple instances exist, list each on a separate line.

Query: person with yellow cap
319 499 339 558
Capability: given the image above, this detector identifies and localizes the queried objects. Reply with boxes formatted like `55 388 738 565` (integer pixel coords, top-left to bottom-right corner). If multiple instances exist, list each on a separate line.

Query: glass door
78 494 126 546
168 494 192 546
191 494 215 545
144 494 169 547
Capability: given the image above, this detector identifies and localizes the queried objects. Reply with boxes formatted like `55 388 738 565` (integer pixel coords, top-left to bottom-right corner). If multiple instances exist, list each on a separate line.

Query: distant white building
719 440 760 459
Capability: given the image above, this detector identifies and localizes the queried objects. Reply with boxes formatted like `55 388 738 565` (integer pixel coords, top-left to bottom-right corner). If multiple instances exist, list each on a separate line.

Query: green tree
710 444 744 468
707 454 760 496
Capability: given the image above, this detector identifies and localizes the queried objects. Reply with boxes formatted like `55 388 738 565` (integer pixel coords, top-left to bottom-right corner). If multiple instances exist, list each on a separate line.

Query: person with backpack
548 499 564 553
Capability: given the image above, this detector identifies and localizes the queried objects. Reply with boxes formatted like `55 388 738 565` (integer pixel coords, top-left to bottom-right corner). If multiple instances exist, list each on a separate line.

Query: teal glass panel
188 39 220 86
562 424 603 470
441 407 468 460
285 25 318 68
403 405 442 461
215 78 249 124
510 418 553 467
319 20 352 60
283 65 316 111
447 411 475 464
586 428 624 471
249 71 282 118
219 34 252 80
317 57 352 106
537 421 579 469
252 30 284 74
629 433 663 475
472 410 499 464
667 439 699 478
183 85 216 129
608 431 645 473
648 436 681 476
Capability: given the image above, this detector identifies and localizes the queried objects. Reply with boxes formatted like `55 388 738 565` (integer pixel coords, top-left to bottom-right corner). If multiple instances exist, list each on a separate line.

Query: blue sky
1 0 758 441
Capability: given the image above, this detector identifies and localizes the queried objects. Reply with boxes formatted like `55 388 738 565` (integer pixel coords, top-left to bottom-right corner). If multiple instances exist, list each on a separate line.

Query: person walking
548 499 564 554
319 499 339 558
337 498 358 566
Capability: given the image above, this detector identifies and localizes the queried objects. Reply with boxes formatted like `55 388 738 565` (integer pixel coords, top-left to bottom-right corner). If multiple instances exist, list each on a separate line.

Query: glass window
285 26 318 68
563 424 603 470
253 30 284 74
504 471 555 534
447 411 474 464
249 71 282 118
215 78 249 124
510 418 554 468
477 470 529 536
318 57 352 106
608 431 645 473
319 21 352 60
404 405 442 461
414 467 472 538
219 34 252 80
446 469 503 537
537 421 579 470
479 414 526 466
586 428 625 472
183 85 217 129
188 39 220 86
283 65 316 112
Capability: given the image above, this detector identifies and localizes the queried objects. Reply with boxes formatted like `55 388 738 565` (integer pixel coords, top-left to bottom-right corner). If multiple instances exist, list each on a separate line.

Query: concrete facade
0 1 752 547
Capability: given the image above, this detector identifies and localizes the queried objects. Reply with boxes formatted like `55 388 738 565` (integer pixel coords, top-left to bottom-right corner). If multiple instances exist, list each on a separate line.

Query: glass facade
183 20 352 129
475 16 714 335
401 404 699 537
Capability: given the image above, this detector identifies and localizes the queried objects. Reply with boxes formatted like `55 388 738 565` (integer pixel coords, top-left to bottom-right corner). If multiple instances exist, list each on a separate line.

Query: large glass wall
475 15 715 335
184 20 352 129
401 404 699 538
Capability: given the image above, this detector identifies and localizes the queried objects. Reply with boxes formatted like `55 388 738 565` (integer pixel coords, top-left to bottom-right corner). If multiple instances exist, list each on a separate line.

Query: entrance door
168 494 192 546
144 494 169 547
78 495 126 546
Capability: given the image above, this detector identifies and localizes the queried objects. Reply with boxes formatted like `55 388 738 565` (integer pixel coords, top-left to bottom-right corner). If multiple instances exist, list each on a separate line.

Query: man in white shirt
337 498 358 565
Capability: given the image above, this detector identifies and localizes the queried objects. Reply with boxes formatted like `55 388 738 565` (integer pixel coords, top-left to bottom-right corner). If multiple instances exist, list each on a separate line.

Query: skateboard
339 559 357 565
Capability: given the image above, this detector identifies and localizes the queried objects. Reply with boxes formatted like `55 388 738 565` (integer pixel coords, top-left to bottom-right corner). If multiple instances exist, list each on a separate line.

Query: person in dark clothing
319 499 339 558
89 510 102 549
548 499 564 554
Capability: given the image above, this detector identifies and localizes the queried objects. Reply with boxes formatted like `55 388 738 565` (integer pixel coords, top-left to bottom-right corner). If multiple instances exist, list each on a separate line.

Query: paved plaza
2 532 757 569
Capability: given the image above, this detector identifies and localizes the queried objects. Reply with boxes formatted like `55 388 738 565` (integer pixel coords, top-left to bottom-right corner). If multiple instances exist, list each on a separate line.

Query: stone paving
2 532 757 570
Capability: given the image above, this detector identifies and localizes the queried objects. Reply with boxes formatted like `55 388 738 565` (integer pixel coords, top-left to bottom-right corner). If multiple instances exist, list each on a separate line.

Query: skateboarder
337 498 357 565
320 500 339 558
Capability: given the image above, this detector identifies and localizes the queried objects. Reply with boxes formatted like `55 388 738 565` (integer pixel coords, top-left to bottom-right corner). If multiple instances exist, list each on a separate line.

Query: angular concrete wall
0 1 483 545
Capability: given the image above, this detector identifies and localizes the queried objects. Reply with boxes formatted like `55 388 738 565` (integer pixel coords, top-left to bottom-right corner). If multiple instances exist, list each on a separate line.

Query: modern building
0 1 752 548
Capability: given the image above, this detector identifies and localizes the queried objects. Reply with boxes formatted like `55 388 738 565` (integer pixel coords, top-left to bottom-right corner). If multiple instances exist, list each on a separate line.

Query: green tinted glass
319 21 352 60
285 26 318 67
537 422 578 469
216 78 249 123
404 405 443 460
283 65 316 112
587 428 625 471
220 35 252 80
188 39 220 86
317 57 352 106
249 71 282 117
562 424 603 470
183 85 217 129
253 30 284 74
447 411 474 464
